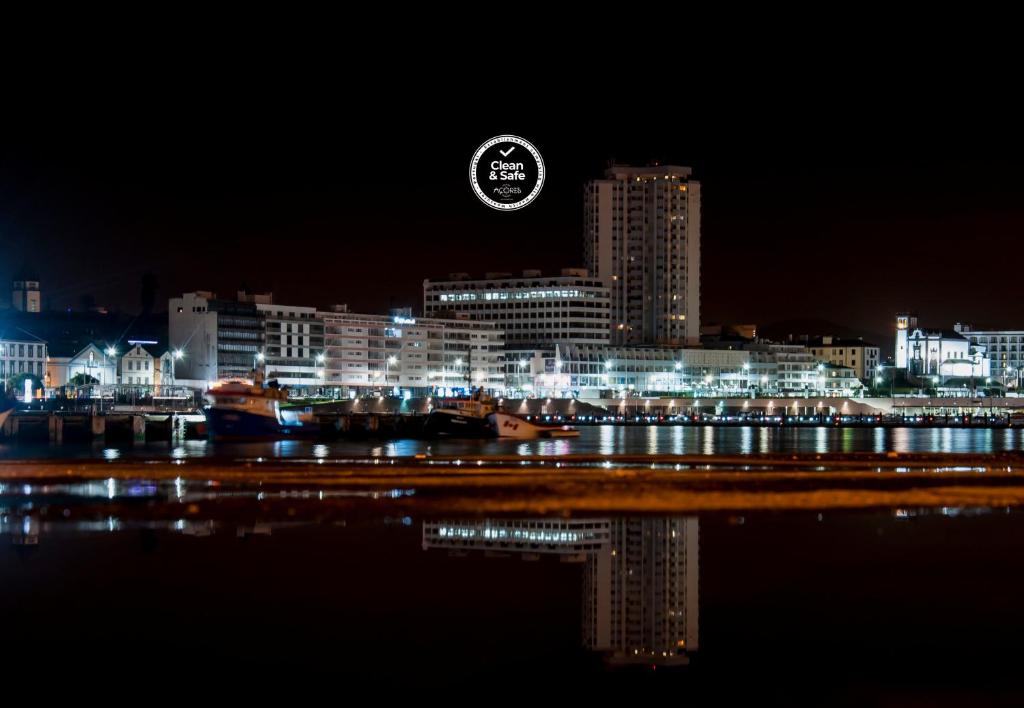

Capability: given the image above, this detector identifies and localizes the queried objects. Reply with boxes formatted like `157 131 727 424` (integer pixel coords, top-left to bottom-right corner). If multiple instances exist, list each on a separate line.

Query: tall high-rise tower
584 165 700 346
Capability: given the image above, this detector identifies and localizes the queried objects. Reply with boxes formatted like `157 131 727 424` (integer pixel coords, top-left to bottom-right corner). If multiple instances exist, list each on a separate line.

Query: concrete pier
2 411 205 444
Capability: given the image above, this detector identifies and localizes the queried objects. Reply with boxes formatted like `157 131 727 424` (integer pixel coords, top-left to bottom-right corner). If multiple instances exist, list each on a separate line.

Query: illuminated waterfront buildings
893 314 990 382
423 269 610 348
955 323 1023 388
320 309 503 395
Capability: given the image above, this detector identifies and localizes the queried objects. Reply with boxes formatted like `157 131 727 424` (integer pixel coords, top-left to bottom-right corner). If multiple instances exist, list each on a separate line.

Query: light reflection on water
815 428 828 454
739 426 753 455
1 505 1020 692
0 425 1021 461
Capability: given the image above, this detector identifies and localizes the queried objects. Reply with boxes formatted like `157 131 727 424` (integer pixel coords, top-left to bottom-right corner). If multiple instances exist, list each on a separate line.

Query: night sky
3 78 1023 348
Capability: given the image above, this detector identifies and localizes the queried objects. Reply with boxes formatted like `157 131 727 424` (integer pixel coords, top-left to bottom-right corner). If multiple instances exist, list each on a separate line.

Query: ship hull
204 406 318 441
423 410 493 438
487 412 580 439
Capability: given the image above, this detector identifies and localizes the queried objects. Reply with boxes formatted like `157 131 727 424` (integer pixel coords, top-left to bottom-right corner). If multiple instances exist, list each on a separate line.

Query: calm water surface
4 426 1024 700
3 425 1024 461
2 502 1023 702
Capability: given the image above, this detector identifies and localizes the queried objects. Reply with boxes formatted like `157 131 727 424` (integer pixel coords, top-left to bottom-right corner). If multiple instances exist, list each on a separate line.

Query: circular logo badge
469 135 545 211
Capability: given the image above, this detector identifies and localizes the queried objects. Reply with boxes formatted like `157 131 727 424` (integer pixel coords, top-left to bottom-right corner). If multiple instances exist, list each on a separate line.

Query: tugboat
204 369 318 441
424 388 579 439
423 388 496 438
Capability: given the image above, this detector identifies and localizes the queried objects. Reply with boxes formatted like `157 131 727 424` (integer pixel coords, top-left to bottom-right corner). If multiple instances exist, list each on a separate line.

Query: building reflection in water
422 516 699 666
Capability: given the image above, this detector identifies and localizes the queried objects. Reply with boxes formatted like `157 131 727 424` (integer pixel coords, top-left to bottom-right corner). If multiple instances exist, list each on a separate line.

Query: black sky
3 67 1024 348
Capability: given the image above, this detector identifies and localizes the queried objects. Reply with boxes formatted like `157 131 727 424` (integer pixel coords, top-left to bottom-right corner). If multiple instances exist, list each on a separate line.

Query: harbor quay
5 395 1024 445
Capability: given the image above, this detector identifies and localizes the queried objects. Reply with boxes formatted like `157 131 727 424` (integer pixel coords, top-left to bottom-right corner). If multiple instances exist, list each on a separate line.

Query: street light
105 346 117 386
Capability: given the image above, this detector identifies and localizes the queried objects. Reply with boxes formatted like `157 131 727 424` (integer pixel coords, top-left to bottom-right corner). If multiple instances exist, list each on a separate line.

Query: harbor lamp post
101 346 117 413
105 346 118 385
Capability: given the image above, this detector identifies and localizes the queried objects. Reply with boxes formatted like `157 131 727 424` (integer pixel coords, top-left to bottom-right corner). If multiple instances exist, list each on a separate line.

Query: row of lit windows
436 289 603 302
0 361 44 376
0 344 45 359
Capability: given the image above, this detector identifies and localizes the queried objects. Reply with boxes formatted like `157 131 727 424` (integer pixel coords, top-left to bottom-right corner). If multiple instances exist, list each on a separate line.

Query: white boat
425 389 579 439
487 410 580 439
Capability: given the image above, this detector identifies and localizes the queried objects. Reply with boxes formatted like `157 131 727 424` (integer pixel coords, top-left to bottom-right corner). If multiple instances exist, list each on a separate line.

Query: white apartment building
256 302 324 387
584 165 701 346
320 310 503 395
744 343 820 395
955 323 1023 387
120 343 155 385
820 363 865 397
423 269 611 352
0 335 47 386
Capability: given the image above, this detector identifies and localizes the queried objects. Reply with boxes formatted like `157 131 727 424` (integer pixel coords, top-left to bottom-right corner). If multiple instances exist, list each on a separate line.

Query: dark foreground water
3 424 1024 461
2 501 1023 703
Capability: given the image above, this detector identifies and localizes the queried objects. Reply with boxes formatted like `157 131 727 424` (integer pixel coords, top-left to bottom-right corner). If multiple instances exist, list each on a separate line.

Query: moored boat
423 392 495 438
487 410 580 439
424 389 579 439
204 380 318 441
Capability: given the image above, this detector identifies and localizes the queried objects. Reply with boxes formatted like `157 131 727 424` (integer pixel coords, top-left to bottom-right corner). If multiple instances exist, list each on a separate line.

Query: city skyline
4 109 1024 345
